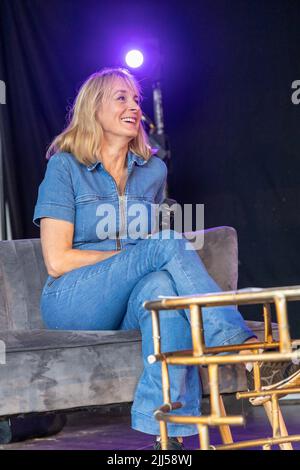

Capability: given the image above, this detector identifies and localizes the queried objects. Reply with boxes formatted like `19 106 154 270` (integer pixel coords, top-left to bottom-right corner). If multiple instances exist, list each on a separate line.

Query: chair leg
198 424 210 450
263 444 272 450
159 420 169 450
218 395 234 444
263 400 293 450
278 407 293 450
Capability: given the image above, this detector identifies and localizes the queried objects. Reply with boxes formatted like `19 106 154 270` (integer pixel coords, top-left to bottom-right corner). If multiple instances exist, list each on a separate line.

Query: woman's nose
129 99 140 111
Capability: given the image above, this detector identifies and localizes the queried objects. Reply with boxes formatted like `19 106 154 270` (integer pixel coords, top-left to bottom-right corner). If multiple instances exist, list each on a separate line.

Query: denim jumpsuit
33 151 254 437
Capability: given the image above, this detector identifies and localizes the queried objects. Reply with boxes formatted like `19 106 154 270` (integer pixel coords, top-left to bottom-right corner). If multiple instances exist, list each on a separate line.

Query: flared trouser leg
120 270 202 436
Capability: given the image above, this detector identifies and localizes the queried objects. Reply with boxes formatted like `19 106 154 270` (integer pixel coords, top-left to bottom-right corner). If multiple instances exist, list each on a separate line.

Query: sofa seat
0 320 278 416
0 329 143 416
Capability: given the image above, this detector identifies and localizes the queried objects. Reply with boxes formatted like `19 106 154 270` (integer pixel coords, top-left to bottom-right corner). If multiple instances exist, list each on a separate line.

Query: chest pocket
75 194 119 243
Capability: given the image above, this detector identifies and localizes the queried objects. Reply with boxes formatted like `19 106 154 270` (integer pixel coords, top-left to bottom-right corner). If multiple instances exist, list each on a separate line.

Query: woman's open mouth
120 116 137 125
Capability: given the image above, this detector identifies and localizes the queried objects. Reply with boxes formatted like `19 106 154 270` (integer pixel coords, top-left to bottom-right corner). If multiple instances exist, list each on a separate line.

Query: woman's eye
117 95 140 105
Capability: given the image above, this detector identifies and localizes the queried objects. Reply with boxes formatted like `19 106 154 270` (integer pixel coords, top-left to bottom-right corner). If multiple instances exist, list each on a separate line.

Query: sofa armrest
184 226 238 291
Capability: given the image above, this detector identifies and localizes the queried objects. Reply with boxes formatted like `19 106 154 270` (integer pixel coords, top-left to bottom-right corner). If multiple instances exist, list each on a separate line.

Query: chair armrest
185 226 238 291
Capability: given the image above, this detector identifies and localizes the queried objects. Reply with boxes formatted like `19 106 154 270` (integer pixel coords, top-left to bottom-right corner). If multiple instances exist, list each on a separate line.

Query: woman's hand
40 218 121 278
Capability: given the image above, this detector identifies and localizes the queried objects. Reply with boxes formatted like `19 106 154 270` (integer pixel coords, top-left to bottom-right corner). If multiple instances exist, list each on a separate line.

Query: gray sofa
0 227 274 419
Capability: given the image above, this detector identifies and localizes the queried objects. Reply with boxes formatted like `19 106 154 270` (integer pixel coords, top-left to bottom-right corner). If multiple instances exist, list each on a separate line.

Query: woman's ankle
239 336 258 355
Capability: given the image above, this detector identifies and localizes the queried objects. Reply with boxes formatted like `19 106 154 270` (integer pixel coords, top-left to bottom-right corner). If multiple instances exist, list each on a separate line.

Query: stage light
125 49 144 68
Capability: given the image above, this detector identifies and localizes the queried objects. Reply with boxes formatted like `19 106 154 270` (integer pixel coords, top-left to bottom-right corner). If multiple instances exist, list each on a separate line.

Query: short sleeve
155 159 168 204
33 154 75 227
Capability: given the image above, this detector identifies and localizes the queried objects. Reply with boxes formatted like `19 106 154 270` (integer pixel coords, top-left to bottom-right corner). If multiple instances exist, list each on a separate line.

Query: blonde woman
33 67 262 449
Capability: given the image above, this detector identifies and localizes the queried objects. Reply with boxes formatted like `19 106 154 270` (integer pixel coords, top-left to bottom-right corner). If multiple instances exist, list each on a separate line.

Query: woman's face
98 77 142 141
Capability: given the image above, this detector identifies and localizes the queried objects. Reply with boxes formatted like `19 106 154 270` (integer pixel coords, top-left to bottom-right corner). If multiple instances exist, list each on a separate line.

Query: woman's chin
124 131 139 140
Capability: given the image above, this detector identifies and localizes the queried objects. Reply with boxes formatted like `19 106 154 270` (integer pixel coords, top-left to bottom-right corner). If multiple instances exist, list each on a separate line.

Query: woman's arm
41 218 120 278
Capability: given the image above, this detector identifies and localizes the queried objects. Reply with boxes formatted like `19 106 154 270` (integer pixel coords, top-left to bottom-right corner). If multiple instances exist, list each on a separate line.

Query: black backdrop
1 0 300 334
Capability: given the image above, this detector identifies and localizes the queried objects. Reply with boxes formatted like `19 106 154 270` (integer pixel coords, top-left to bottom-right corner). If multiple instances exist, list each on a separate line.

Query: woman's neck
99 139 129 175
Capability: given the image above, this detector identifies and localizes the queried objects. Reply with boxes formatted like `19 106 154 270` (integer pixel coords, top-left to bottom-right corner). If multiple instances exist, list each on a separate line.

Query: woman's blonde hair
46 67 152 164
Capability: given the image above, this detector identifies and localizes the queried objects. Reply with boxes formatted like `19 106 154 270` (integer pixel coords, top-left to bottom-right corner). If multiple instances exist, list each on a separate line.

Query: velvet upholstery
0 228 276 417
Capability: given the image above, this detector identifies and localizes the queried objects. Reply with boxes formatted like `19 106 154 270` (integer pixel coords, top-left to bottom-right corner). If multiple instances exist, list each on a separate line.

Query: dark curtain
1 0 300 333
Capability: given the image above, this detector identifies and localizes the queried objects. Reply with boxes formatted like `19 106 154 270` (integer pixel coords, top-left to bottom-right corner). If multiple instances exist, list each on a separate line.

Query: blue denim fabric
40 230 254 436
33 151 167 253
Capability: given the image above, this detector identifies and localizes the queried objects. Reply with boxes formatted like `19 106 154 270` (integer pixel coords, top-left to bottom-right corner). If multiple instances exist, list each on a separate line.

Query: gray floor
1 402 299 450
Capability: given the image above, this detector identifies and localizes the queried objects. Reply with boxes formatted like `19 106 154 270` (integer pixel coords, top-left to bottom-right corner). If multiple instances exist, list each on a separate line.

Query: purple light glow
125 49 144 68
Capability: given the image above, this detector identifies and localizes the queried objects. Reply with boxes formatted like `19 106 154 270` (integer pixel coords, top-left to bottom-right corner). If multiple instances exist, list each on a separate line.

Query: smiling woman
33 66 256 450
46 68 151 167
